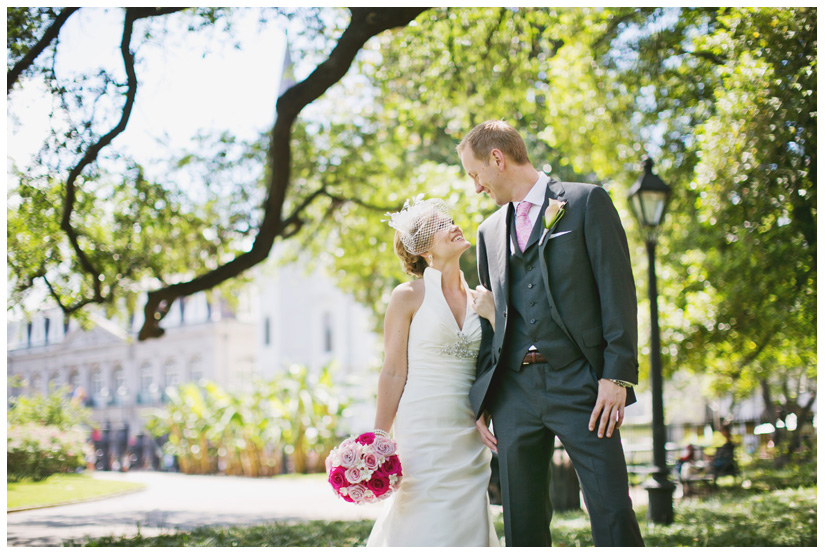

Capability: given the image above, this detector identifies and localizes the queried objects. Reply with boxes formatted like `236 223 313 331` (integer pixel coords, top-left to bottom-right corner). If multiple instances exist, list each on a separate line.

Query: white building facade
7 259 381 440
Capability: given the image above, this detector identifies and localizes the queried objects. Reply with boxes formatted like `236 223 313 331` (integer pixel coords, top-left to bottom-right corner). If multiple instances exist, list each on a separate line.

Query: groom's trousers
488 356 645 547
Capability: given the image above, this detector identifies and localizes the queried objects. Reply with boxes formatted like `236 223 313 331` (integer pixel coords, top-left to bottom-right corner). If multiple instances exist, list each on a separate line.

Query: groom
460 120 644 547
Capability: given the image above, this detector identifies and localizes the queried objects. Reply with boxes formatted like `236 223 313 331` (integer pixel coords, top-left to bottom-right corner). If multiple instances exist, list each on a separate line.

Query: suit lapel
492 204 512 310
523 195 550 252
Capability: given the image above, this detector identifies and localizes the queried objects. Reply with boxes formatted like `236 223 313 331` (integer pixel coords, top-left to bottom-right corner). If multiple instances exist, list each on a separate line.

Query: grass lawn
63 484 816 547
7 472 145 511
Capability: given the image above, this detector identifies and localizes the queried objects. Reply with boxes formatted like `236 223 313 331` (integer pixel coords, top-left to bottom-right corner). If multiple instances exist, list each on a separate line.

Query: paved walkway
6 471 384 547
7 471 650 547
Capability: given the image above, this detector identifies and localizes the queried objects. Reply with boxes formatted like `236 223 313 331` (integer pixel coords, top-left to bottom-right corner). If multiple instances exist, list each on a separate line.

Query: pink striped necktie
516 201 532 252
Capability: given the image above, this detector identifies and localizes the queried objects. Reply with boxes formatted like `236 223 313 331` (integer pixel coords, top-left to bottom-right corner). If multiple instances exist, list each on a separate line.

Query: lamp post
628 156 675 524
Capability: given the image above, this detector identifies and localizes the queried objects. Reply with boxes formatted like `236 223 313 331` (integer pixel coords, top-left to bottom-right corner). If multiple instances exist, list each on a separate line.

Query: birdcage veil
384 195 452 255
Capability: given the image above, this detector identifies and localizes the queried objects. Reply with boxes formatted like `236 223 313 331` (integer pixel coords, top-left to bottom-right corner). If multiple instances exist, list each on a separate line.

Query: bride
366 196 499 547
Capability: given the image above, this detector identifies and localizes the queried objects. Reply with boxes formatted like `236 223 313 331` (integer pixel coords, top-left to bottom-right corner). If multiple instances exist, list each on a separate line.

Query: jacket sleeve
583 186 639 385
475 227 496 381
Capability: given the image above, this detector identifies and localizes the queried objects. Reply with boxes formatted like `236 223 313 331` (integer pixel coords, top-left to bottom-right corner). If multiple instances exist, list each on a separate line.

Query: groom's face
460 148 509 206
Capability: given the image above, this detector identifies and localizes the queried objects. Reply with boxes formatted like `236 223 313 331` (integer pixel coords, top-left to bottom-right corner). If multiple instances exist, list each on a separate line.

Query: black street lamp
628 156 676 525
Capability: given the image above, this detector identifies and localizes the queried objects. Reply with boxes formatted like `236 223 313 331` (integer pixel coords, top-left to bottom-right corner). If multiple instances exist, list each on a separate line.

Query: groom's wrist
609 379 635 388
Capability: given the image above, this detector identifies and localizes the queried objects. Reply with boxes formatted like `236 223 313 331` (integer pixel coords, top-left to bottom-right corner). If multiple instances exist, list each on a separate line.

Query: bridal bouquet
325 432 402 504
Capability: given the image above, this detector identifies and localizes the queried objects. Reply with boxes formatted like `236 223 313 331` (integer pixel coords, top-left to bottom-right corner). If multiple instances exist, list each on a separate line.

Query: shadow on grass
64 484 815 547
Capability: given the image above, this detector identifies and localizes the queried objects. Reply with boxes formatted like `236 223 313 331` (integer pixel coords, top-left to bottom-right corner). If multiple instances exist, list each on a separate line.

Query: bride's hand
476 412 497 453
470 286 495 329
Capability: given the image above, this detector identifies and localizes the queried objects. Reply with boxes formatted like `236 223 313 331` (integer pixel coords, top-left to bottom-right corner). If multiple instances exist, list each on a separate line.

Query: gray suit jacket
470 179 639 419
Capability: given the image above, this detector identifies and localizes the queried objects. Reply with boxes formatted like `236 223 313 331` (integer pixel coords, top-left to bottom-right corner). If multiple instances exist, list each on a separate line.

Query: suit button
530 319 536 324
527 265 532 271
529 301 536 307
527 283 533 289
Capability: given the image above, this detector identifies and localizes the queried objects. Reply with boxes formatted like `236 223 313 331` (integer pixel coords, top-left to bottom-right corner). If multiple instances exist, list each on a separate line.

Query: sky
7 8 288 179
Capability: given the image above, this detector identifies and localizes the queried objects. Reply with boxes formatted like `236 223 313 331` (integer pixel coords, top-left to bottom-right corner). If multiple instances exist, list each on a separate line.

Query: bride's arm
373 283 420 433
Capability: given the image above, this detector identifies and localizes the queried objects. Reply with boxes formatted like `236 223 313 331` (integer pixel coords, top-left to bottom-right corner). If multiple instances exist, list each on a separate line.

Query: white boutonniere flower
539 199 567 245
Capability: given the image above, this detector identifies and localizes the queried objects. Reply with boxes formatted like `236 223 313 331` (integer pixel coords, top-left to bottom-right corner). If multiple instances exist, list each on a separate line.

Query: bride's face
427 214 471 261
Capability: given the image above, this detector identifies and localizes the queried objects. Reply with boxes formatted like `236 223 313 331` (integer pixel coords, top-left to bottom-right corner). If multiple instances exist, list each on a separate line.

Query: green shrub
7 384 91 430
7 385 94 482
145 364 348 476
7 423 90 482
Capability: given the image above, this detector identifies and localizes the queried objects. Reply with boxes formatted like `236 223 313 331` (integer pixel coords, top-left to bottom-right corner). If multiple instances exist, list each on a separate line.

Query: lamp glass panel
639 190 667 227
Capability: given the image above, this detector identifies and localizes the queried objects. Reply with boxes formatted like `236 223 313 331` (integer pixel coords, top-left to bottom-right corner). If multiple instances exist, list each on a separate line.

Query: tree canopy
7 7 816 428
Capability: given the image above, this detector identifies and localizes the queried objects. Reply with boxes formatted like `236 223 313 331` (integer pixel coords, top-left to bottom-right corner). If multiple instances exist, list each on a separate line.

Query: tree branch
138 7 429 340
7 7 80 93
59 7 190 312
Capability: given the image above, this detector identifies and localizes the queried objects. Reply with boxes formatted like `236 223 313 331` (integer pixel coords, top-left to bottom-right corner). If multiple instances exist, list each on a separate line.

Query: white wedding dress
367 267 499 547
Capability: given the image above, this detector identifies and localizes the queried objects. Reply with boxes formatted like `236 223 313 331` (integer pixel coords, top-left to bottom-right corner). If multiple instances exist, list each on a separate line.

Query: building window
44 318 50 345
48 371 60 391
323 311 333 353
264 317 271 346
164 360 179 388
113 366 127 398
26 322 32 348
91 368 104 396
189 357 202 383
140 363 153 393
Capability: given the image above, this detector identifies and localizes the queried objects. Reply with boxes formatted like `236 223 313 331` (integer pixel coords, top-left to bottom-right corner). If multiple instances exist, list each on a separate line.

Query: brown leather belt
521 351 548 365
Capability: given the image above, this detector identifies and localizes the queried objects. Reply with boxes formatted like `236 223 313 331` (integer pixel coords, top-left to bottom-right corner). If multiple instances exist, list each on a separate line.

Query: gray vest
502 209 583 371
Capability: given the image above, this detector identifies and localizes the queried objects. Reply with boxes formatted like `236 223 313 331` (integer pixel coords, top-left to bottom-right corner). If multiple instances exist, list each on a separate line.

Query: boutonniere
539 199 567 245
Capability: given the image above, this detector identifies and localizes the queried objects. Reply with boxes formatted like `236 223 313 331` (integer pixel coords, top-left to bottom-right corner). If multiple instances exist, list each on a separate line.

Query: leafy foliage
6 385 94 482
7 8 816 425
7 424 90 482
7 384 92 430
144 365 348 476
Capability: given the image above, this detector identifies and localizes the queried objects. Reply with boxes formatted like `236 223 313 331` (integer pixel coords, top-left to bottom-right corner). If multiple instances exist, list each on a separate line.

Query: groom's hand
589 379 627 439
476 412 498 453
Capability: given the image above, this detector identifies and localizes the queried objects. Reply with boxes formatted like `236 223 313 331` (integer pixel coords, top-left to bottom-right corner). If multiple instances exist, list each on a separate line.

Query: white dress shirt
509 172 550 255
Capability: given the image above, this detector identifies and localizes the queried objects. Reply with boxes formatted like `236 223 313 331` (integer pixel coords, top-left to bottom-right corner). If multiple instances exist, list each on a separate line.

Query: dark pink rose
328 466 349 491
367 473 390 497
355 432 375 445
381 454 402 476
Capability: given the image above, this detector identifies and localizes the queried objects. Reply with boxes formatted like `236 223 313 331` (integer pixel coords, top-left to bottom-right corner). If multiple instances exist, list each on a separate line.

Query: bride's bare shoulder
389 279 425 313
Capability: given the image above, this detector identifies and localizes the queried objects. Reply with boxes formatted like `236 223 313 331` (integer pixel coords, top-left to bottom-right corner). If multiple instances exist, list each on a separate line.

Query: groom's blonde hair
458 120 531 165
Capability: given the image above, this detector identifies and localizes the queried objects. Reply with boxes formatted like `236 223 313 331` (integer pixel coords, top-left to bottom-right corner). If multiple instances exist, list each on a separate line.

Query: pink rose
362 452 379 471
347 483 367 503
338 444 360 468
355 432 375 445
366 473 390 497
345 465 363 484
381 454 402 477
372 436 396 457
328 466 349 491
